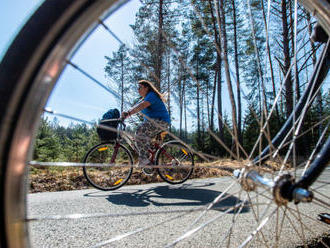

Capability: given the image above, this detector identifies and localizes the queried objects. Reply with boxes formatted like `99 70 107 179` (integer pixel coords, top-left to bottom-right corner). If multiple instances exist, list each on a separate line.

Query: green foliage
98 0 329 161
243 105 283 156
129 0 180 89
33 117 99 162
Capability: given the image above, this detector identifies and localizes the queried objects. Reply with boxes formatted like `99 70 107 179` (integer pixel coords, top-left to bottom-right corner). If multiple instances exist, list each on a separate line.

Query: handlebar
99 118 126 130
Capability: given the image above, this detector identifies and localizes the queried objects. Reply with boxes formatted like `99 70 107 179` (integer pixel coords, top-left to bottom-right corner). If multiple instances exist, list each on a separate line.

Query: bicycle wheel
83 142 133 191
156 141 194 184
0 0 329 247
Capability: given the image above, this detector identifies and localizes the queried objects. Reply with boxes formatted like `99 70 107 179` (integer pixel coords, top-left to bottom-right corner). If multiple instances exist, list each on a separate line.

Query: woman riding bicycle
121 80 170 174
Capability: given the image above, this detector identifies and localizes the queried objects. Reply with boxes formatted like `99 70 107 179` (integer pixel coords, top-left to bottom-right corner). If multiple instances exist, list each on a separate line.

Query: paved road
28 168 330 248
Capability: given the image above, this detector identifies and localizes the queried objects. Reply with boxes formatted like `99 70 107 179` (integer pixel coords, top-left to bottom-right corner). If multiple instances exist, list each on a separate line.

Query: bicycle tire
83 142 133 191
0 0 128 247
0 0 329 247
156 141 194 184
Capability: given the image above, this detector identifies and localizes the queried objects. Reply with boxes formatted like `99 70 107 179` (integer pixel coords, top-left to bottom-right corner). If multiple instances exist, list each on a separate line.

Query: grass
28 158 291 193
29 159 249 193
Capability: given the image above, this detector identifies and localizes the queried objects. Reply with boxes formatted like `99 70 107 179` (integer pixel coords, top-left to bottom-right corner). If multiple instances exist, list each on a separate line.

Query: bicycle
82 119 194 190
0 0 329 247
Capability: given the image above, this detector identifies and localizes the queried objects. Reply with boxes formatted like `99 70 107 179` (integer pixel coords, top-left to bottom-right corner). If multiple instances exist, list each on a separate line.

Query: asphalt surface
28 168 330 248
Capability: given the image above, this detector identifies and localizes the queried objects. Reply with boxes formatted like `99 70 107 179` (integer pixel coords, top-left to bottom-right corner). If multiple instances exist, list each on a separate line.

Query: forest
33 0 329 163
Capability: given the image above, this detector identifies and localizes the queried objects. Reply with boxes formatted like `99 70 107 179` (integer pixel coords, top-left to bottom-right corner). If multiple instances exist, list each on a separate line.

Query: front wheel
156 141 194 184
83 142 133 190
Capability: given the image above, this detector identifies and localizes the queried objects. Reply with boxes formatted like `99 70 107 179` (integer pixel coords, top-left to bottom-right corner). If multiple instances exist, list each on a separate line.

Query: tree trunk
196 55 201 146
217 55 224 141
179 68 183 139
289 0 301 101
166 49 171 131
231 0 242 146
155 0 164 90
208 0 223 138
207 80 211 127
120 54 124 113
210 71 217 131
307 12 323 137
217 0 239 157
261 0 281 125
281 0 293 117
184 89 187 141
208 0 223 136
306 12 317 66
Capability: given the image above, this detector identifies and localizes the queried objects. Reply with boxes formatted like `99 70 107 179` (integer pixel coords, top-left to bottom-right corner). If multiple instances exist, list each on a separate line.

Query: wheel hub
235 169 314 206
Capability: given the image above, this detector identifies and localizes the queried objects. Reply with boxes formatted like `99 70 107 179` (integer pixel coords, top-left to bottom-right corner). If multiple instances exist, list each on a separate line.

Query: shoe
138 159 154 175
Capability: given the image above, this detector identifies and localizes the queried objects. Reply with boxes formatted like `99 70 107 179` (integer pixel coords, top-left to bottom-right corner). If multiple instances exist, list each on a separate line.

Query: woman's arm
122 100 151 118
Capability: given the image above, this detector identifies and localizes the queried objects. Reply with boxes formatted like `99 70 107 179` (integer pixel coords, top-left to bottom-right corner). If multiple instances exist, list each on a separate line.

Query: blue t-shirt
141 91 171 124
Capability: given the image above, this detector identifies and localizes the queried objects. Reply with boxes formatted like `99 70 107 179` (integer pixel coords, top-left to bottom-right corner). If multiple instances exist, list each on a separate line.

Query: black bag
96 108 120 141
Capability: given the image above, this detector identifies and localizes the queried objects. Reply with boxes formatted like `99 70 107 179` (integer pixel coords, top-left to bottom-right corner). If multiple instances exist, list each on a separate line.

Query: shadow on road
89 183 250 214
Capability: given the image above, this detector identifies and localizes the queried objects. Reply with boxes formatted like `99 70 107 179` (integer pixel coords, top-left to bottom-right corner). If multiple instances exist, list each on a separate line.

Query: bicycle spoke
224 190 244 248
310 187 330 203
311 180 330 186
275 207 288 247
302 123 329 175
245 191 274 247
165 200 250 248
186 181 237 228
239 208 277 248
27 206 219 222
1 0 328 247
91 212 189 248
283 206 309 245
313 196 330 209
252 115 329 170
66 60 122 101
286 205 330 229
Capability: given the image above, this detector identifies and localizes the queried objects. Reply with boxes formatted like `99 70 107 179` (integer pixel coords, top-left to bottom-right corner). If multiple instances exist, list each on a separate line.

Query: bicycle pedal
318 213 330 224
142 167 154 175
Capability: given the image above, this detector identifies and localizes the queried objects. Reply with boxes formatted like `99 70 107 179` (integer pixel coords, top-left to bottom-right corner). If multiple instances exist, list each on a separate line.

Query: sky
46 0 142 125
3 1 328 137
0 0 202 131
0 0 44 60
0 0 144 127
0 0 231 131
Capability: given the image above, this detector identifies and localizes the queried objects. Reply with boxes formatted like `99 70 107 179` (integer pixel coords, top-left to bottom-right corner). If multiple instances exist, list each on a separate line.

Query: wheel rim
3 1 129 247
157 142 194 184
0 0 329 247
83 143 133 190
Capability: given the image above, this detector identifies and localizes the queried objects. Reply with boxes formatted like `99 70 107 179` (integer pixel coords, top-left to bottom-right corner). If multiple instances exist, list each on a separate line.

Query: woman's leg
135 120 168 164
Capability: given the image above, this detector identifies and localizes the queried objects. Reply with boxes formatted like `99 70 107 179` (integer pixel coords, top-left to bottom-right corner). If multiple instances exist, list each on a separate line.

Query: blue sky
0 0 227 131
46 0 141 126
3 1 327 136
0 0 196 130
1 0 142 127
0 0 43 60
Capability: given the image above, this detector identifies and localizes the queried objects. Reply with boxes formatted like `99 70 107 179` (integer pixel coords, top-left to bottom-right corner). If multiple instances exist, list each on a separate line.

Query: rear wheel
83 142 133 190
156 141 194 184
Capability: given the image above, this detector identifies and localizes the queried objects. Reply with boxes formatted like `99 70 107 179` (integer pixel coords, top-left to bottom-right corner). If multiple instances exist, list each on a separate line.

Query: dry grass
29 159 287 193
29 167 89 193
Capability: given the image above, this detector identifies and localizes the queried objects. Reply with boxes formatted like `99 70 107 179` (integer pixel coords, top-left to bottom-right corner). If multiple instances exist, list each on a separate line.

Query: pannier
96 108 120 141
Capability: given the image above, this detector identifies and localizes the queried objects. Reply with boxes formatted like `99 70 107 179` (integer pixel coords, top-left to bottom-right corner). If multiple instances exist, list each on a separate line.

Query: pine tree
130 0 179 91
105 44 132 112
